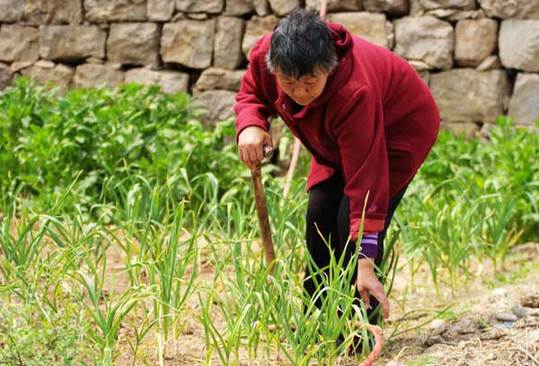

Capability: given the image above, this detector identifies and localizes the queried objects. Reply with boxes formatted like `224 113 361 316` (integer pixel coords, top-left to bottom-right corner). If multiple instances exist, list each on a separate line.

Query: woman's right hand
237 126 273 170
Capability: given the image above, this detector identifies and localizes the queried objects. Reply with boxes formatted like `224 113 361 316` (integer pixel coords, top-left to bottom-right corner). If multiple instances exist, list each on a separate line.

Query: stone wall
0 0 538 134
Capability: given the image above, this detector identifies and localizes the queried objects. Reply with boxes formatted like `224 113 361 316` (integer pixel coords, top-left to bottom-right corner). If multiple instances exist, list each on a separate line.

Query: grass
0 78 538 365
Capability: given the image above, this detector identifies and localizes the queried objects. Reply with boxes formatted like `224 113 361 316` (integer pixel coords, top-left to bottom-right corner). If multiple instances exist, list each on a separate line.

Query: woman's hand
237 126 273 170
356 258 390 320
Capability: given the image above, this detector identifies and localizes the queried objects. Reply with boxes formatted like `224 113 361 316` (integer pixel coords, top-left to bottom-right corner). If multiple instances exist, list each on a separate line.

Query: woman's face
275 66 329 106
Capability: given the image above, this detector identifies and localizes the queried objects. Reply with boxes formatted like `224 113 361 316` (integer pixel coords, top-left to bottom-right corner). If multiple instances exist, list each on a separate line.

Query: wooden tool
251 145 276 274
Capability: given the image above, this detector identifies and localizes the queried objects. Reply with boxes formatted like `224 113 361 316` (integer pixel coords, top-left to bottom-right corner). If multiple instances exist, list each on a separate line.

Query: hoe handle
251 146 276 274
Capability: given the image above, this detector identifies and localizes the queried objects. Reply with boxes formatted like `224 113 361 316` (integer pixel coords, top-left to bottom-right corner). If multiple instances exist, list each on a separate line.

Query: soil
106 239 539 366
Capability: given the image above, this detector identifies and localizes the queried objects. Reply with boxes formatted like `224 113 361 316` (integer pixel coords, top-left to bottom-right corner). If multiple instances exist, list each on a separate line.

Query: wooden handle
251 165 276 274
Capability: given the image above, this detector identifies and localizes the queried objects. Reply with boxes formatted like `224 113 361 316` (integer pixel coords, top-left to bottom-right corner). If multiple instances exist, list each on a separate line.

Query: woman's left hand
356 258 390 320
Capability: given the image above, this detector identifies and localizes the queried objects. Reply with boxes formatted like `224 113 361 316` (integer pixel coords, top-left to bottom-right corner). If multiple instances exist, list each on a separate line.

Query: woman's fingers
359 289 371 309
371 287 390 319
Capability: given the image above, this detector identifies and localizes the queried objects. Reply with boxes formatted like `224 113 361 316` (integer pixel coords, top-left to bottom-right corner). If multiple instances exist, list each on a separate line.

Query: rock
508 73 539 126
268 0 300 16
479 0 539 19
242 16 279 58
39 25 107 62
499 20 539 72
441 122 479 138
214 17 245 70
84 0 147 22
125 68 189 94
394 16 454 70
10 61 34 73
521 293 539 308
195 68 245 91
496 312 518 322
148 0 174 21
512 304 528 318
477 55 501 71
419 0 476 10
430 69 510 124
479 328 506 340
186 13 209 20
176 0 223 13
328 12 390 48
21 63 74 92
73 64 125 89
193 89 236 123
408 60 431 71
449 318 479 334
363 0 409 16
305 0 362 12
0 0 24 22
23 0 83 25
0 64 12 90
225 0 254 15
161 20 216 69
0 25 39 62
254 0 271 16
107 23 160 66
423 334 444 346
455 19 498 67
429 319 448 335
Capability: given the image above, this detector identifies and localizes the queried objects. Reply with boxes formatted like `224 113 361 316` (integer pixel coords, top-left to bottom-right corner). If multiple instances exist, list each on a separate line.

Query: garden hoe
251 145 276 275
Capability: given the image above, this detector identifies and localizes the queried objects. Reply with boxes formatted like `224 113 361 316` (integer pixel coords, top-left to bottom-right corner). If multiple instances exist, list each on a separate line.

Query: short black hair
265 8 337 79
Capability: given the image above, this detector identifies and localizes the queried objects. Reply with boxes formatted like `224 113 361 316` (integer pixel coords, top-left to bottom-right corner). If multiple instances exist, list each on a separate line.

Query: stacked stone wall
0 0 538 133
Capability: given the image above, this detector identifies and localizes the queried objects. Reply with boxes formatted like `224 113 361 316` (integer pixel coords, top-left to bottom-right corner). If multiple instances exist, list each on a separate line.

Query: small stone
512 305 528 318
10 61 33 73
480 329 506 340
476 55 501 71
521 293 539 308
423 334 443 346
429 319 448 335
450 318 478 334
496 312 518 322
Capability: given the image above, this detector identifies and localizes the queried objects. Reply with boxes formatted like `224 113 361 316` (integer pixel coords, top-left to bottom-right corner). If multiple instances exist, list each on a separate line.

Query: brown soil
106 240 539 366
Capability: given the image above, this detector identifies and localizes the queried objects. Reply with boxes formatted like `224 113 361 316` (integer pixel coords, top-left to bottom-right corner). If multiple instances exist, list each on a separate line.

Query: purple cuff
359 232 379 259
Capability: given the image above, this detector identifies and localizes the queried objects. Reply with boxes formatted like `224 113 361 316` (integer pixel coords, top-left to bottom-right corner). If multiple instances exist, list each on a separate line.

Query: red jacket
234 23 440 240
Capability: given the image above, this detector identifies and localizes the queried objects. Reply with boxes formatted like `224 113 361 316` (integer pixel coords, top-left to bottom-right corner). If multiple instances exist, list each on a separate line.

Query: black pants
303 173 408 324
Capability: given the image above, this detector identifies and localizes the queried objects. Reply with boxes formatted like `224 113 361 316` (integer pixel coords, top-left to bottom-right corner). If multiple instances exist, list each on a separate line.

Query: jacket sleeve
333 87 389 246
233 39 276 141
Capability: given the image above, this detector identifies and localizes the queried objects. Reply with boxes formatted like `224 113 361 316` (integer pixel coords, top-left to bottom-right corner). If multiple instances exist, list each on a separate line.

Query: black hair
265 8 337 79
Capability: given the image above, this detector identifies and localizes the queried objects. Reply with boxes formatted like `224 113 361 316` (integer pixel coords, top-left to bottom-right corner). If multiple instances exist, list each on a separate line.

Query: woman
234 8 439 340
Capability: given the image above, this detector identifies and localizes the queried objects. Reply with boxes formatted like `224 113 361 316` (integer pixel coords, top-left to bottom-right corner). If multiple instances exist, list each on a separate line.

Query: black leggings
303 173 408 323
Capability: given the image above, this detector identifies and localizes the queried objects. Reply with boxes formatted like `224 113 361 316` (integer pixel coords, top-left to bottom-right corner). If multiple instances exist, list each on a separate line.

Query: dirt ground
108 241 539 366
